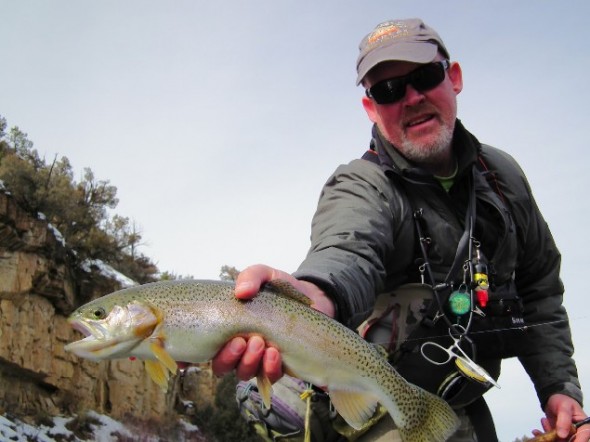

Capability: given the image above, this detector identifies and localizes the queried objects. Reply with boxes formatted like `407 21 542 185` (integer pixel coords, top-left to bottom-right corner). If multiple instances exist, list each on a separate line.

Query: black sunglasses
366 60 450 105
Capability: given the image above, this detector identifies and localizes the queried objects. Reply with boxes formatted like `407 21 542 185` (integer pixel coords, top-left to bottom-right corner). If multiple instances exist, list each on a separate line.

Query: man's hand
211 264 335 382
532 394 589 441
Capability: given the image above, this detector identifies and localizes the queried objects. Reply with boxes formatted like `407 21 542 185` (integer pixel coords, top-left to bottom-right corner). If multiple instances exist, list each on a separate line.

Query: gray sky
2 1 589 439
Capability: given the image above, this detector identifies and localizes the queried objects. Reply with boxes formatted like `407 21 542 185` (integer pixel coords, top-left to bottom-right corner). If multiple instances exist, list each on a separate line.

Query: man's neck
420 148 456 177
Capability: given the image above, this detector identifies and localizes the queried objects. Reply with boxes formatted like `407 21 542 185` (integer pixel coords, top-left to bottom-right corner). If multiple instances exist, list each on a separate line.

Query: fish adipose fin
371 343 389 359
328 389 379 430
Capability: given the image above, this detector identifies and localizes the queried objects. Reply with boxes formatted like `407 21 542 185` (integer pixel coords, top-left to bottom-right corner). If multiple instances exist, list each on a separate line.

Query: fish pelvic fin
396 387 460 442
256 374 274 409
329 389 380 430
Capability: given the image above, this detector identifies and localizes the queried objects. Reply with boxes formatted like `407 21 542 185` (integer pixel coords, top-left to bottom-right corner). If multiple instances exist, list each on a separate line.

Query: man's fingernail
250 337 264 352
236 281 254 294
230 339 246 354
266 349 278 363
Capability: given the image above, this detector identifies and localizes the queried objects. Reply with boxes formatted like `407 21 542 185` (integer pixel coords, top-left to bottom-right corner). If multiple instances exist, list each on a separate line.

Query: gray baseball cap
356 18 450 85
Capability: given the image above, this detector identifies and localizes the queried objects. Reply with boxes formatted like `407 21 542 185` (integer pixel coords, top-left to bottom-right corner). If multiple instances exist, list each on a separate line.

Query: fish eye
92 307 106 319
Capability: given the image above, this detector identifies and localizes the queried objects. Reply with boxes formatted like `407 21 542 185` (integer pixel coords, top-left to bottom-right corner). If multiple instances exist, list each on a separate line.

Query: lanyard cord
413 166 478 336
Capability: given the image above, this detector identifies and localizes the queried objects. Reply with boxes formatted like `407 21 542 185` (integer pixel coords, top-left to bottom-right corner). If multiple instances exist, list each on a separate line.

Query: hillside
0 186 219 439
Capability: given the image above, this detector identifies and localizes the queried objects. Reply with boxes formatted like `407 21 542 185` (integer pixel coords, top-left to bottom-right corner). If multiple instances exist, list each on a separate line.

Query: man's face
362 58 463 165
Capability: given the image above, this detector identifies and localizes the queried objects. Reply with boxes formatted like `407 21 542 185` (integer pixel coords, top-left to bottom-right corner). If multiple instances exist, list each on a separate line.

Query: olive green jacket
294 120 582 409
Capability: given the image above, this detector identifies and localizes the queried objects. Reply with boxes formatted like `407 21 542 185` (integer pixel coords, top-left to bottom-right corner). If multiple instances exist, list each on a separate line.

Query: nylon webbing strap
412 166 477 327
443 166 477 285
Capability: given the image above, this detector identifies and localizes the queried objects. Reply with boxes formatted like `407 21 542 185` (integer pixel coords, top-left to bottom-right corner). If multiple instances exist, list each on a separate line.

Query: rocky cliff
0 188 216 422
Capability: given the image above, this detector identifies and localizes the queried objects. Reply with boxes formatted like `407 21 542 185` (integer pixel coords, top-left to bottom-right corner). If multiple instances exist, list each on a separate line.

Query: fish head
65 298 160 361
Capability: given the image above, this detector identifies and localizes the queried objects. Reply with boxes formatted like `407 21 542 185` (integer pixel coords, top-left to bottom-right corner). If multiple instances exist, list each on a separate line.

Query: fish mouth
71 320 92 337
64 320 110 357
64 318 137 360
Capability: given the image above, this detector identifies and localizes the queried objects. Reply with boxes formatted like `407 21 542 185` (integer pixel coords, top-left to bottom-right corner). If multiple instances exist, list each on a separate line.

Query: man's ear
448 61 463 95
362 95 378 123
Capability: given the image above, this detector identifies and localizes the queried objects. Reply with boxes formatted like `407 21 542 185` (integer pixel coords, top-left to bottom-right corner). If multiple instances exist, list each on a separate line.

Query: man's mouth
405 114 435 128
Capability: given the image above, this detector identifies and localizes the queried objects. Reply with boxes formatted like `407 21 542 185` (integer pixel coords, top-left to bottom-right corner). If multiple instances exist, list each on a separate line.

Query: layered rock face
0 189 180 419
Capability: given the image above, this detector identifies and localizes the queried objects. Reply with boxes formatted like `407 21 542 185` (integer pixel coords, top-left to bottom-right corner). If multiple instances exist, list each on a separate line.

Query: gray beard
398 123 454 164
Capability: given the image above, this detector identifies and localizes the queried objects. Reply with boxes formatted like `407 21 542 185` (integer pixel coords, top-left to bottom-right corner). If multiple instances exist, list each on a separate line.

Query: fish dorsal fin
256 374 274 409
265 280 313 306
328 389 380 430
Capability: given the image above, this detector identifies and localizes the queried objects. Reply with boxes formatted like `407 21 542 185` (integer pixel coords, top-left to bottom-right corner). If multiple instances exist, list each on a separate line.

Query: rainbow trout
65 279 459 442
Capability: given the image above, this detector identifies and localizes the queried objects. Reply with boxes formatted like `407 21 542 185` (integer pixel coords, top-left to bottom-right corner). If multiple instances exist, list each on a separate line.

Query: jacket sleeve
488 147 583 408
293 159 401 329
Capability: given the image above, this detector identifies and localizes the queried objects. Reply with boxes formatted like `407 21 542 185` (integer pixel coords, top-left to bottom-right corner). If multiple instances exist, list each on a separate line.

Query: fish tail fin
397 387 459 442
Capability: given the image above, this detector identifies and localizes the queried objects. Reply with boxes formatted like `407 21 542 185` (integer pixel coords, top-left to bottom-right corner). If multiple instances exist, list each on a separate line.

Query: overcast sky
2 1 589 439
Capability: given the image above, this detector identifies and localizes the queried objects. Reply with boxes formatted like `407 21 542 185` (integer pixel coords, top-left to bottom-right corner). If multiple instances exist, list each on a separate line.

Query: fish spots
67 279 459 440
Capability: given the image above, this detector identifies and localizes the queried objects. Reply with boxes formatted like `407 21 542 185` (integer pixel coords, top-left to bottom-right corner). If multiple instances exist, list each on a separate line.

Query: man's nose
403 84 426 105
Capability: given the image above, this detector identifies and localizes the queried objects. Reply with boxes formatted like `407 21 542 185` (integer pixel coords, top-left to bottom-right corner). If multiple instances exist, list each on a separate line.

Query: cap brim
356 42 439 85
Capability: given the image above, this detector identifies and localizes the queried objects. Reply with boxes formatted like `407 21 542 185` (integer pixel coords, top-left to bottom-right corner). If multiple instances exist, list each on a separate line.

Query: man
213 19 588 441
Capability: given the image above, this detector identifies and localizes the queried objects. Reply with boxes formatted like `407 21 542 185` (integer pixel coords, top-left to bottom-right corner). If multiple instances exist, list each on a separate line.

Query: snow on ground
0 412 130 442
0 411 201 442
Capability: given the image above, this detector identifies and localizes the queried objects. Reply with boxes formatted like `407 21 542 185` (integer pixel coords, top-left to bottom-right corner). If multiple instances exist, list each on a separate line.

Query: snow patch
37 212 67 247
0 180 11 195
0 412 201 442
81 258 137 288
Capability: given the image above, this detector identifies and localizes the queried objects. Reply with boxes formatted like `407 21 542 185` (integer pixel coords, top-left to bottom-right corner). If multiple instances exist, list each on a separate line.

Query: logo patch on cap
367 21 410 47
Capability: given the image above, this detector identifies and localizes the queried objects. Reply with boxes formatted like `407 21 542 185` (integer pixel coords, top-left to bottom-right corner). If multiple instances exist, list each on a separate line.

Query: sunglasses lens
412 62 446 91
368 80 405 104
368 61 447 105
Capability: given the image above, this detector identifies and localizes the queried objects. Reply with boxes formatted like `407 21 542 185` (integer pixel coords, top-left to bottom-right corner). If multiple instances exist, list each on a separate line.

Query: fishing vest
359 146 526 412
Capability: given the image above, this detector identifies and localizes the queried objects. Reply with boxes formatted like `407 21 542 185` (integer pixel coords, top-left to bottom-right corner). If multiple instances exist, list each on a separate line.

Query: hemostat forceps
420 331 500 388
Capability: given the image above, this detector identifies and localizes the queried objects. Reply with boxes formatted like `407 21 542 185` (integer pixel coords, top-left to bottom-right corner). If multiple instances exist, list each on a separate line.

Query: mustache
402 104 438 122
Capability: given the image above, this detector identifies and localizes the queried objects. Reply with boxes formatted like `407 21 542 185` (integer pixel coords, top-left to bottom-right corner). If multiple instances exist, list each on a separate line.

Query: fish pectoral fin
144 335 177 392
256 374 274 409
145 360 171 391
149 340 178 374
329 389 380 430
